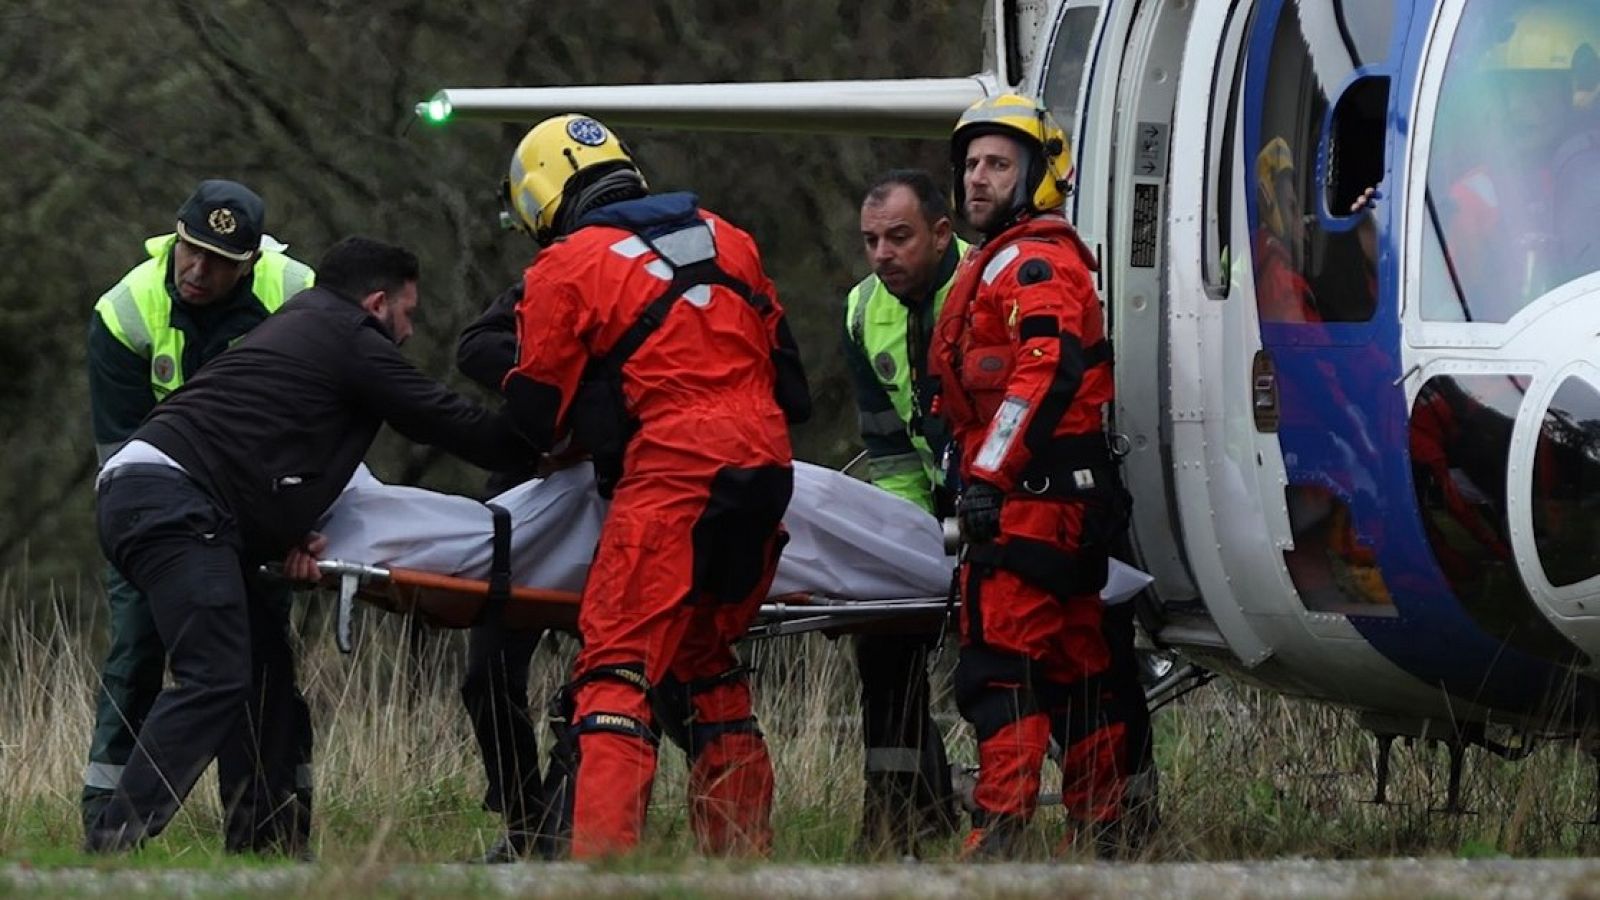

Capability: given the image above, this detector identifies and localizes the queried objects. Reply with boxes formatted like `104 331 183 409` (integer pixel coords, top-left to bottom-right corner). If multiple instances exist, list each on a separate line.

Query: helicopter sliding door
1243 0 1403 619
1097 0 1202 614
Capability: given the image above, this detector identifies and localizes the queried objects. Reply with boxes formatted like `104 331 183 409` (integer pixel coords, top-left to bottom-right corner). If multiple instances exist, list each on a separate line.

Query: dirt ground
8 857 1600 898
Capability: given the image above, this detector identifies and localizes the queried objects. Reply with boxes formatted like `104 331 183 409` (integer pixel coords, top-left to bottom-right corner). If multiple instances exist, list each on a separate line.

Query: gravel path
8 858 1600 898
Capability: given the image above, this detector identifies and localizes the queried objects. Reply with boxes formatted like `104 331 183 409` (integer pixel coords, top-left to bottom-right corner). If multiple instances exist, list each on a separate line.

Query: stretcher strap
478 503 513 627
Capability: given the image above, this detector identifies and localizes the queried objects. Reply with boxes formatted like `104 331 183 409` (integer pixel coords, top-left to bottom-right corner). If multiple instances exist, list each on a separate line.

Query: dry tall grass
6 571 1600 866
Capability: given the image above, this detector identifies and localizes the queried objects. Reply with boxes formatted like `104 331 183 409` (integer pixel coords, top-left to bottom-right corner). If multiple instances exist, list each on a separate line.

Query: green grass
10 574 1600 874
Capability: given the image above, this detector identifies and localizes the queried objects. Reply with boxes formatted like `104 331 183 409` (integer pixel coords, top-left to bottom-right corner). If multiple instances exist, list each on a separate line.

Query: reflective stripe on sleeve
99 283 152 355
867 452 925 481
83 761 123 790
974 396 1029 474
981 244 1021 285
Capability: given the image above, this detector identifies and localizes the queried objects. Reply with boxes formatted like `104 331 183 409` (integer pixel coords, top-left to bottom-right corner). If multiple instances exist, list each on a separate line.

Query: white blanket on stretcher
318 461 1152 604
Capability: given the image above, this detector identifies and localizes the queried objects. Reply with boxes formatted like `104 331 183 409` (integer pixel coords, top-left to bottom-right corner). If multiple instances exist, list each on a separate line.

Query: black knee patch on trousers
1048 677 1110 747
551 662 657 760
954 647 1060 742
654 666 757 759
691 466 793 604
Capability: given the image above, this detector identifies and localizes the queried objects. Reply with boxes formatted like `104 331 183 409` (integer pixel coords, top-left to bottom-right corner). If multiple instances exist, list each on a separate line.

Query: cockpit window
1249 0 1394 325
1040 3 1101 139
1422 0 1600 323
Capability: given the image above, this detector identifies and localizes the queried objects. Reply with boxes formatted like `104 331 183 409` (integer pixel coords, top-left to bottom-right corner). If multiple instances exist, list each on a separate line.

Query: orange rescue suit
930 213 1126 832
504 194 800 858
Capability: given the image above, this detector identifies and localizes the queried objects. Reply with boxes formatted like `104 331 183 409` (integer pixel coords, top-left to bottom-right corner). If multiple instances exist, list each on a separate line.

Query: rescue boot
1055 817 1126 861
959 809 1025 861
1117 768 1162 855
855 771 920 859
479 829 538 864
80 787 114 840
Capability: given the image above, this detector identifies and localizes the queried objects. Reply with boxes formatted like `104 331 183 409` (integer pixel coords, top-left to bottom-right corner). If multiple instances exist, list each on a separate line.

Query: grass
8 569 1600 874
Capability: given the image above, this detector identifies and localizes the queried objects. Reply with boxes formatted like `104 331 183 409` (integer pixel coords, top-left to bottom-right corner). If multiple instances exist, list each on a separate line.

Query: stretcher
306 461 1152 650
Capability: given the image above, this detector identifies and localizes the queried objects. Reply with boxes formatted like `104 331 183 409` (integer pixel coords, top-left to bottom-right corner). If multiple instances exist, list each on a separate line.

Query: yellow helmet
950 93 1073 219
1255 137 1297 240
1483 1 1600 72
505 113 646 244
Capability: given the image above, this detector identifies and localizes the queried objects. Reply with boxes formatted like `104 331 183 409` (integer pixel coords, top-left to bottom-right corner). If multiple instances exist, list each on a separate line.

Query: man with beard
929 94 1142 858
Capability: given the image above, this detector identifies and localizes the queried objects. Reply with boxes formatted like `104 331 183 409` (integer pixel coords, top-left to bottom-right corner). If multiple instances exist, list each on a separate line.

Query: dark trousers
91 465 310 853
1100 601 1157 807
854 631 957 851
461 623 547 834
82 567 313 839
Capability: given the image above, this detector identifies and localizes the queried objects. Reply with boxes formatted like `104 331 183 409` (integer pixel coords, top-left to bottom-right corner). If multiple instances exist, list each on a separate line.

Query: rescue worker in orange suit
1253 137 1322 325
499 113 811 858
929 94 1134 858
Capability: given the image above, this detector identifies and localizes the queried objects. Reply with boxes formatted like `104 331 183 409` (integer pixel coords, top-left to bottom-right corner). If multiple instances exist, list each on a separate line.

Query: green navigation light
416 95 453 125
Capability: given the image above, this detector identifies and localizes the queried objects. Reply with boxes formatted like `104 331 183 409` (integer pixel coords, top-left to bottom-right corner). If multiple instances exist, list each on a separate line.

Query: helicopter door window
1283 485 1397 615
1316 75 1388 322
1249 0 1394 324
1040 3 1101 139
1532 375 1600 587
1421 0 1600 324
1203 2 1254 300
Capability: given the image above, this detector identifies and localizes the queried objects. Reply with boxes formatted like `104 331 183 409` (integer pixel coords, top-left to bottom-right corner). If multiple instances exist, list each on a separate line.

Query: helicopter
414 0 1600 811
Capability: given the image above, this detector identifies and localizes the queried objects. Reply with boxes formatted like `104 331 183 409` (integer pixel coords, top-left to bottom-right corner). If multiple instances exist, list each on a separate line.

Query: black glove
957 480 1004 544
